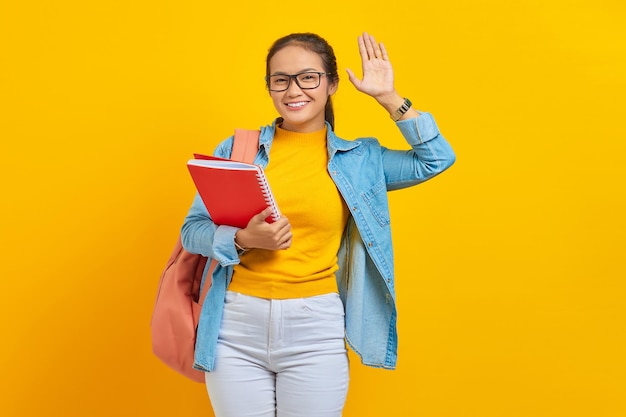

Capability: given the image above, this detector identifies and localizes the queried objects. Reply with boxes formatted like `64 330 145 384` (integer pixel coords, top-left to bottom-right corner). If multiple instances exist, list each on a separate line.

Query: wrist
234 231 249 253
374 91 403 112
389 97 413 122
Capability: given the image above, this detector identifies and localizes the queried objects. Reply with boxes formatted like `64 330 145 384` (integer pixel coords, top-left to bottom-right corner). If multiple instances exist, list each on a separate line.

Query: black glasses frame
265 71 332 92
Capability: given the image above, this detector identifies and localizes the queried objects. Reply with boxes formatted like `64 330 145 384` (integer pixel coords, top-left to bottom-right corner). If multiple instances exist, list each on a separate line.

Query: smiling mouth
286 101 308 108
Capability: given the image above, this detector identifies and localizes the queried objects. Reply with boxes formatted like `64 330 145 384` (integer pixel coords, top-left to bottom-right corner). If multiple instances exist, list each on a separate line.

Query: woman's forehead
269 45 324 73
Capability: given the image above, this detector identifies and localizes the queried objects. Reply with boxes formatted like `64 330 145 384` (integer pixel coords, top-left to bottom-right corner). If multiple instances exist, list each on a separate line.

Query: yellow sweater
228 126 349 299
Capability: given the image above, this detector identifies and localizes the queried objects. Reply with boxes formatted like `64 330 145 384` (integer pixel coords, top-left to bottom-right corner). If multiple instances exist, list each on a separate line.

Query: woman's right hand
234 208 292 251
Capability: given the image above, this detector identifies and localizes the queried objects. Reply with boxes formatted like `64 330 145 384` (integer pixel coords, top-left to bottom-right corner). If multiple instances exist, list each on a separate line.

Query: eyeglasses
265 71 332 92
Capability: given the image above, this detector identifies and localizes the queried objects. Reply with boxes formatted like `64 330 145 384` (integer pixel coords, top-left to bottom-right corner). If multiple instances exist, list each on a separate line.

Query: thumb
346 68 360 88
254 207 273 222
246 207 272 228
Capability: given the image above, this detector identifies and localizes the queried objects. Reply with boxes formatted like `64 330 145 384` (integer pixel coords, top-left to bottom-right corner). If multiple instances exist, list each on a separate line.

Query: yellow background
1 0 624 416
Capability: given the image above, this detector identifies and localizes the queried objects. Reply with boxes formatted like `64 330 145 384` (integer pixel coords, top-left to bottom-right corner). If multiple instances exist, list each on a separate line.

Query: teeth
287 102 306 108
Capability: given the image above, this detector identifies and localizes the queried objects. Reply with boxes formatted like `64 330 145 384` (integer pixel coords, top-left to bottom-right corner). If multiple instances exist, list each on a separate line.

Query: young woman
181 32 455 417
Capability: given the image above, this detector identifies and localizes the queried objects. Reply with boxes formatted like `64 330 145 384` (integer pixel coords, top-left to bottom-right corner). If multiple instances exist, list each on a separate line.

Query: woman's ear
328 81 338 95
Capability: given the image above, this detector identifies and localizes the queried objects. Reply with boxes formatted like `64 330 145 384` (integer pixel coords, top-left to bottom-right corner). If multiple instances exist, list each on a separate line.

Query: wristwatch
390 97 412 121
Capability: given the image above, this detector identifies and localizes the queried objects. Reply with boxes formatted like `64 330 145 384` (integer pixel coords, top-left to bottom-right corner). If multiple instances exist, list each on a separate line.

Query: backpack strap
198 128 260 307
231 128 261 162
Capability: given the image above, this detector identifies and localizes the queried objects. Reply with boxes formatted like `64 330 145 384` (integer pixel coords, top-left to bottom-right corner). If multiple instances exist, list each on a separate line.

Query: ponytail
325 98 335 130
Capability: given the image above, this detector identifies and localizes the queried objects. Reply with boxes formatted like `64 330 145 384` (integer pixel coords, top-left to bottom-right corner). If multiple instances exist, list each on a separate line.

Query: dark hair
266 33 339 130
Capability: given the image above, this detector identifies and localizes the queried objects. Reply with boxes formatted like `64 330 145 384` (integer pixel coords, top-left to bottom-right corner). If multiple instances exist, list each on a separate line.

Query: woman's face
267 45 337 132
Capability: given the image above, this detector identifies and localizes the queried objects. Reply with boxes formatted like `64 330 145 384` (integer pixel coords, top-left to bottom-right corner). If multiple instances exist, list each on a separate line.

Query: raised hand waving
346 32 395 100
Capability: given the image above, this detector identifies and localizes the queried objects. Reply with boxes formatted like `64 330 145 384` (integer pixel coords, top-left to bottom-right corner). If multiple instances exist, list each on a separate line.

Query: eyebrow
270 68 320 76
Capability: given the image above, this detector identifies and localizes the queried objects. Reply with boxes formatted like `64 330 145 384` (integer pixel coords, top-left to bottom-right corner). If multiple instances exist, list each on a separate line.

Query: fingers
242 208 292 250
357 34 368 60
362 32 377 59
257 220 291 250
274 224 293 249
360 32 385 61
272 215 292 246
279 236 292 250
379 42 389 61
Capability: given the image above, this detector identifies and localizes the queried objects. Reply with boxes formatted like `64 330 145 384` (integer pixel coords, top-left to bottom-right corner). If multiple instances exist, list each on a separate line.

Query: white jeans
205 291 349 417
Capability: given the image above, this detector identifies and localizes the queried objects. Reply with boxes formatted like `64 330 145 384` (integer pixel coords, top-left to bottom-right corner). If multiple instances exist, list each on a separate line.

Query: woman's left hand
346 32 395 100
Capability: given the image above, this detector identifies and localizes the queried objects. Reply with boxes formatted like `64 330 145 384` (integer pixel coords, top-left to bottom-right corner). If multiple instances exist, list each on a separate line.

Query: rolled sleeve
396 111 440 145
181 193 241 266
211 225 241 266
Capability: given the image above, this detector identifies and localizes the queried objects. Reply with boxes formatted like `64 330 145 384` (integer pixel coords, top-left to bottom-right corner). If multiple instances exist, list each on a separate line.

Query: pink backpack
151 129 260 382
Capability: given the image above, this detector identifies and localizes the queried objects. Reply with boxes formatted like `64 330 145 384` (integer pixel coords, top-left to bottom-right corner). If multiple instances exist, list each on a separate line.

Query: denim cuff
396 111 440 145
212 225 240 266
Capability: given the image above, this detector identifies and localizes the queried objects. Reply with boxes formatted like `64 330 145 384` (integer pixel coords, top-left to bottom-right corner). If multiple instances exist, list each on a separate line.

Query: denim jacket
181 112 455 371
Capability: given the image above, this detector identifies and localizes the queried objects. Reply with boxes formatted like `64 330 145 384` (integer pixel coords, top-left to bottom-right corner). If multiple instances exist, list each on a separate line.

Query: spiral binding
256 171 281 221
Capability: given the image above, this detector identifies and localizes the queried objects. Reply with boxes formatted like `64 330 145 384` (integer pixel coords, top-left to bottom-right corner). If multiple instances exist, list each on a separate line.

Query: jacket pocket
361 178 390 227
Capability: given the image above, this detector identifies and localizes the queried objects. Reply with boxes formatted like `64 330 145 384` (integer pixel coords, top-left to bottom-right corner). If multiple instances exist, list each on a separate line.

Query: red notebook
187 154 281 229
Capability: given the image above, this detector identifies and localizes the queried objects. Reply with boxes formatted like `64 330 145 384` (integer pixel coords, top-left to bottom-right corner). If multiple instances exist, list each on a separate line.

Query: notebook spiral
256 171 281 221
